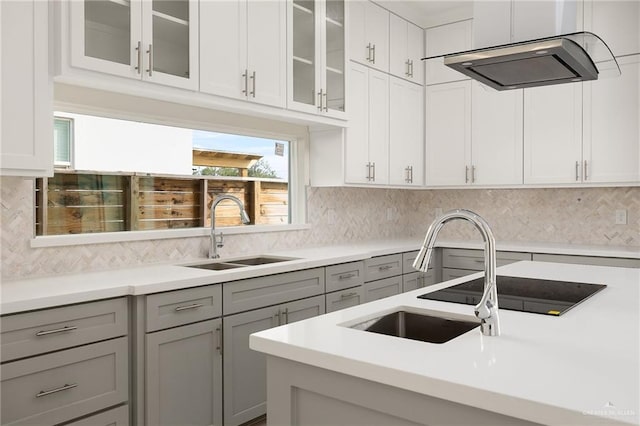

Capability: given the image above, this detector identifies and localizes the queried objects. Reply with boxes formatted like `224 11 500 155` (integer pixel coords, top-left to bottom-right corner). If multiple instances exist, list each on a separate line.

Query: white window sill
30 224 311 248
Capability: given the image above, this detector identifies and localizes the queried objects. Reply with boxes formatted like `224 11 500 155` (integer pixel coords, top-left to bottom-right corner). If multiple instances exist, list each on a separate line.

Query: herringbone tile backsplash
1 177 638 280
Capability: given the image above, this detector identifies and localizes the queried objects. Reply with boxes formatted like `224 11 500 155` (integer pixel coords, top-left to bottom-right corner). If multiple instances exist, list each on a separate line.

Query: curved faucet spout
413 209 500 336
209 195 251 259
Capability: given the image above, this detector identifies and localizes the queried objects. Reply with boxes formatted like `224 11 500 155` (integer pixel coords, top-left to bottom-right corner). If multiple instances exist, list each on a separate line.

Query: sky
192 130 290 179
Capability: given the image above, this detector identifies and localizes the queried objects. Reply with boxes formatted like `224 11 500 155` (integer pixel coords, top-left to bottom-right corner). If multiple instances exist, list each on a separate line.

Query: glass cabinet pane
293 0 316 106
84 0 131 65
152 0 190 78
325 0 345 112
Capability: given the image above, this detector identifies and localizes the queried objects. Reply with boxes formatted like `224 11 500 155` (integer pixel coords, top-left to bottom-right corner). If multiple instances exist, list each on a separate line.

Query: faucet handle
217 232 224 248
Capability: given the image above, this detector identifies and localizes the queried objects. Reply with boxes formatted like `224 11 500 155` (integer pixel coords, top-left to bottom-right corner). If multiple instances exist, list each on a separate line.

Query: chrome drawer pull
36 326 77 337
378 265 393 271
340 292 358 300
338 273 356 280
174 303 204 312
36 383 77 398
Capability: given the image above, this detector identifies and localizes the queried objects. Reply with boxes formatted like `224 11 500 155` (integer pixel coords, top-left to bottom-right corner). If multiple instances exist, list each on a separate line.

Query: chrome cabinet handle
36 325 77 337
282 308 289 324
274 310 281 326
575 161 580 181
146 44 153 76
323 91 328 112
410 166 414 183
135 41 142 74
175 303 204 312
215 326 222 354
250 71 256 97
471 165 476 183
372 44 376 64
405 59 410 76
366 43 372 61
366 162 372 181
583 160 588 181
378 264 393 271
338 273 356 280
242 70 248 95
36 383 77 398
409 60 414 77
317 90 323 111
371 162 376 181
340 292 358 300
465 166 470 183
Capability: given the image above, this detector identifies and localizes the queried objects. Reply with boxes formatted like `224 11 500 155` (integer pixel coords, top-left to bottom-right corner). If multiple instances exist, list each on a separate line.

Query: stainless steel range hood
423 32 620 91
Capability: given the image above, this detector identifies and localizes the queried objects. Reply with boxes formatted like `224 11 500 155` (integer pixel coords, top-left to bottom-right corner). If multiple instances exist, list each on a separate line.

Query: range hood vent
423 32 620 91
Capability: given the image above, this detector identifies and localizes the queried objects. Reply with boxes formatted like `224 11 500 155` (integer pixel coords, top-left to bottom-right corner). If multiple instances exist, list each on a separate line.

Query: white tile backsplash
1 176 638 280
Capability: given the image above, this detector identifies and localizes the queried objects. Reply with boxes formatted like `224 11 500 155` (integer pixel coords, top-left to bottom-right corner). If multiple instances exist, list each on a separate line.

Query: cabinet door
281 295 325 324
69 0 142 79
326 287 364 313
345 61 370 184
363 276 402 302
247 0 286 107
524 83 583 184
471 82 523 185
425 80 472 186
368 69 389 184
146 319 222 426
223 305 279 426
425 20 472 85
389 14 408 79
348 0 367 65
324 0 346 117
200 0 247 99
141 0 199 90
407 22 425 85
364 1 389 72
584 0 640 57
389 77 424 186
1 0 53 177
583 55 640 183
289 0 320 113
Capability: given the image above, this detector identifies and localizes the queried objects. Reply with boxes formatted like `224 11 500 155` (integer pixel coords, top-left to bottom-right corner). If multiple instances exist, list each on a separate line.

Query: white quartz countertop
1 239 638 315
251 261 640 426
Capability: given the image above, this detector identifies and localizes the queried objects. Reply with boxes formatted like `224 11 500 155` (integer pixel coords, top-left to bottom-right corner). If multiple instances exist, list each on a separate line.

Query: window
36 112 296 237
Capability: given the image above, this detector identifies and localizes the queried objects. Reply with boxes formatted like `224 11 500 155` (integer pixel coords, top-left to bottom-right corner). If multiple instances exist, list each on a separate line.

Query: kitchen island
250 261 640 426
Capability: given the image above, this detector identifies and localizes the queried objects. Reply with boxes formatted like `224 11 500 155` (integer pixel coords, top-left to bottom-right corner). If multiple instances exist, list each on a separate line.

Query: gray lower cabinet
326 286 365 313
363 276 403 302
402 270 436 292
145 319 223 426
223 295 325 426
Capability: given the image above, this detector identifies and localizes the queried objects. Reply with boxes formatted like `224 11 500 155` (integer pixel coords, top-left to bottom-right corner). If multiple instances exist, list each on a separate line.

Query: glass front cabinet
288 0 346 118
69 0 198 90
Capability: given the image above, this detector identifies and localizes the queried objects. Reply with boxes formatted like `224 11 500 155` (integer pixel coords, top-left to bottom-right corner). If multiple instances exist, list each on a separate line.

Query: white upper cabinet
471 82 523 185
425 81 471 186
344 62 389 184
523 83 583 184
584 0 639 57
70 0 199 90
288 0 346 117
389 14 424 84
200 0 285 107
349 1 389 72
424 20 472 85
1 0 53 177
389 77 423 186
583 55 640 183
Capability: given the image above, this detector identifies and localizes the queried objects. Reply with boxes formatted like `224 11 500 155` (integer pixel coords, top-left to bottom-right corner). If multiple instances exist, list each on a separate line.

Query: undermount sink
349 310 480 344
185 255 299 271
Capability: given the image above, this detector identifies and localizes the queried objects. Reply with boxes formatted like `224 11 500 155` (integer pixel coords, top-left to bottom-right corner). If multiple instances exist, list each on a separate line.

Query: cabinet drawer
363 276 402 303
223 268 325 315
326 261 365 292
442 249 531 271
1 337 128 426
65 405 129 426
532 253 640 268
146 285 222 332
326 287 364 313
364 254 403 282
1 298 128 363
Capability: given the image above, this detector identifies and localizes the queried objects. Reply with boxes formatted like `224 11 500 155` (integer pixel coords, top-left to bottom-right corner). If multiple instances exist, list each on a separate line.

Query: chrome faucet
209 195 250 259
413 209 500 336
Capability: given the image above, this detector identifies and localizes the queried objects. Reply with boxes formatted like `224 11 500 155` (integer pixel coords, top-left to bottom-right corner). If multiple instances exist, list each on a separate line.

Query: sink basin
349 310 479 344
185 255 299 271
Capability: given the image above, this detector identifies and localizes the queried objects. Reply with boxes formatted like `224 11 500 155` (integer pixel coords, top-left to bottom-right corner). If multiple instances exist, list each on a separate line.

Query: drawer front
442 268 476 282
325 262 365 292
442 249 531 271
146 285 222 332
532 253 640 268
1 337 128 426
326 287 364 313
402 271 436 293
223 268 325 315
363 276 402 303
66 405 129 426
364 254 403 282
1 298 128 363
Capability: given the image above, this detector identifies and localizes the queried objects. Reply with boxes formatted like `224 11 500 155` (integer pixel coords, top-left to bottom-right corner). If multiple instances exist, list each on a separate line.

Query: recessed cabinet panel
344 62 370 184
584 0 640 57
367 70 390 184
349 1 389 72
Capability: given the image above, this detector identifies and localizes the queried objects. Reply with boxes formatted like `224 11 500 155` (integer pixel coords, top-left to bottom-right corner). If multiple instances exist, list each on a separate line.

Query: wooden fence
36 171 289 235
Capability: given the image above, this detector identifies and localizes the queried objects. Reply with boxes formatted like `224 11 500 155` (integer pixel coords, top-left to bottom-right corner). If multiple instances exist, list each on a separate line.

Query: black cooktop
418 276 607 316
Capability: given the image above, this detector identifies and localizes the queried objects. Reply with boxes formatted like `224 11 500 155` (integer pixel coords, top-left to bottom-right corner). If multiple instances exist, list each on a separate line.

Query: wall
1 176 638 280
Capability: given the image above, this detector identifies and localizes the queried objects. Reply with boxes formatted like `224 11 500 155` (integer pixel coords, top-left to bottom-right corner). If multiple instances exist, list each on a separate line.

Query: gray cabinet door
326 287 364 313
364 254 403 282
325 262 365 292
223 296 324 426
363 276 402 302
402 271 435 292
146 319 223 426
